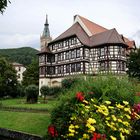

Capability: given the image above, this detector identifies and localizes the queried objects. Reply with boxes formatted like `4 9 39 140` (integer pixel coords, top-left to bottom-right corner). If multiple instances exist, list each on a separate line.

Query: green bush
62 78 77 89
25 85 38 103
47 75 137 139
49 86 62 96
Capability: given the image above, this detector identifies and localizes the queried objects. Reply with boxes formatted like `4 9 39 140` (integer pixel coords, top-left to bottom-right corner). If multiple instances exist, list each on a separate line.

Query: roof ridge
78 15 108 30
107 28 117 42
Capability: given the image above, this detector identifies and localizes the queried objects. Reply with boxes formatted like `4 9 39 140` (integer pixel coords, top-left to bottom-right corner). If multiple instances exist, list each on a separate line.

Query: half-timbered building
38 15 136 90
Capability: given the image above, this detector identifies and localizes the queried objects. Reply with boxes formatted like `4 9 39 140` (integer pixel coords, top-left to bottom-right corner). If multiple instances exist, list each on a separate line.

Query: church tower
40 15 52 51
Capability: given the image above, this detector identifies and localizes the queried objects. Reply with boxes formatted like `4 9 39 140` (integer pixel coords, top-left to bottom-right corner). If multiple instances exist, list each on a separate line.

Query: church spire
40 14 52 51
42 14 50 37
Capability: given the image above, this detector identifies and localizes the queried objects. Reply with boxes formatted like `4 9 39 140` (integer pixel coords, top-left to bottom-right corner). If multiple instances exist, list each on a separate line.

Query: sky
0 0 140 49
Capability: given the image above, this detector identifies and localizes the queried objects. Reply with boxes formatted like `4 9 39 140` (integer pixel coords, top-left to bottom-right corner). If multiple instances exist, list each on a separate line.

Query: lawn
0 97 58 111
0 111 50 136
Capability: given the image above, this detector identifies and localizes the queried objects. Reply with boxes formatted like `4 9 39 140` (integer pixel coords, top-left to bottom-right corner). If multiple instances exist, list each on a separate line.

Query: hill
0 47 39 66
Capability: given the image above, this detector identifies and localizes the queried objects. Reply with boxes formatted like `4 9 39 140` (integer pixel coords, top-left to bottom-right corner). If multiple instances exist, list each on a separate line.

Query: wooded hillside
0 47 39 66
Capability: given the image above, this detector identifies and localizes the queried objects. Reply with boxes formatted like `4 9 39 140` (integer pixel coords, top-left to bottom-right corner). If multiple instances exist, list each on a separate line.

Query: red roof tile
78 15 107 35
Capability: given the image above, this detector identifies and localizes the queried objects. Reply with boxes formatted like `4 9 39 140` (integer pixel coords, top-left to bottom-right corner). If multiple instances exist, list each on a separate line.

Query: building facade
38 15 136 90
12 62 26 83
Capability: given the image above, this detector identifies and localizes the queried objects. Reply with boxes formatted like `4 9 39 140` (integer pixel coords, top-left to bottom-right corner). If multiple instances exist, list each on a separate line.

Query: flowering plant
62 94 140 140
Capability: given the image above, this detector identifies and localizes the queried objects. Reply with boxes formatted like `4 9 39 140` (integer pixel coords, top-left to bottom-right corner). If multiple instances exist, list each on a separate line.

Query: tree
40 85 50 103
22 59 39 86
0 57 18 97
0 0 11 14
127 48 140 80
25 85 38 103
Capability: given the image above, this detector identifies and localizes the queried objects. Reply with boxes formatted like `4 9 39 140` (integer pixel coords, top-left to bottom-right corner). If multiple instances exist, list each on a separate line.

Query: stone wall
0 128 42 140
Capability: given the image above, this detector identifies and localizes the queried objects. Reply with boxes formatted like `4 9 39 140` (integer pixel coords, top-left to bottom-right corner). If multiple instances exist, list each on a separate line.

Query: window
100 48 104 56
121 48 125 56
50 67 55 74
58 66 61 74
66 51 69 60
71 50 76 58
74 38 77 44
76 49 80 58
76 63 81 72
71 38 74 45
122 62 125 71
69 51 71 59
71 64 75 72
18 74 20 78
66 40 69 46
66 65 70 73
51 55 55 62
61 52 64 60
18 67 21 71
47 55 51 62
58 53 61 61
40 67 45 75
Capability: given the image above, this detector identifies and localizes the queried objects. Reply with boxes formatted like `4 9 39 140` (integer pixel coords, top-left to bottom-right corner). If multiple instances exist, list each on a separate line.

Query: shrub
84 76 136 105
40 86 50 102
62 78 77 89
47 76 138 139
25 85 38 103
48 91 140 139
49 86 62 96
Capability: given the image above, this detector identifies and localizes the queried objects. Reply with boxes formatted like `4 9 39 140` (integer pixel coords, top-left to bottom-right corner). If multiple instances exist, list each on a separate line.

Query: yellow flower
118 119 123 123
83 134 89 139
91 98 95 102
69 124 74 129
120 133 125 140
124 107 131 112
85 106 90 109
90 126 95 132
70 116 76 120
68 133 74 136
122 121 130 127
111 115 117 121
108 106 114 109
124 129 130 134
116 103 124 109
123 101 129 105
110 135 117 140
75 125 79 129
87 118 96 124
106 117 110 120
69 129 75 133
105 101 111 105
83 100 88 104
125 114 131 119
81 111 84 114
119 128 124 133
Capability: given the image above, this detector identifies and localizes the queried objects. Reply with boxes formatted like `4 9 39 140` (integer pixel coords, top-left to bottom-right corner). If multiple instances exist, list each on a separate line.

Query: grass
0 97 58 111
0 111 50 136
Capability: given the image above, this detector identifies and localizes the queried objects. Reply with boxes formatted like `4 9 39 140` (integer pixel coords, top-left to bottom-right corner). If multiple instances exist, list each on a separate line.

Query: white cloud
0 34 40 49
0 0 140 48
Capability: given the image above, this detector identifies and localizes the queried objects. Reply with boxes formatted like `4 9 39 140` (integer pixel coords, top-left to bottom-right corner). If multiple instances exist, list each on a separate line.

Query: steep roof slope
90 28 126 47
51 15 135 48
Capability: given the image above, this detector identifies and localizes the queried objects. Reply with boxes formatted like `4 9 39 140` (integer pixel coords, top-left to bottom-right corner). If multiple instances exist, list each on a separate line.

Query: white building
12 62 26 83
38 15 136 91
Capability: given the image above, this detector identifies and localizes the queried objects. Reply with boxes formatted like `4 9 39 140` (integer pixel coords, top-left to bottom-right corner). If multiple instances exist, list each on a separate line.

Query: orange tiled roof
51 15 135 49
78 15 107 35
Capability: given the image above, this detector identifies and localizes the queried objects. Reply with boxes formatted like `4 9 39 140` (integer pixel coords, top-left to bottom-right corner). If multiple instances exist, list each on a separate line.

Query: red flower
133 104 140 113
76 92 84 102
48 125 58 137
91 133 106 140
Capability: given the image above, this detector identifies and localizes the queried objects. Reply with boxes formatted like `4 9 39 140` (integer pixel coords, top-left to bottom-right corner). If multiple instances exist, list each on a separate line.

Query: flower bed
47 92 140 140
